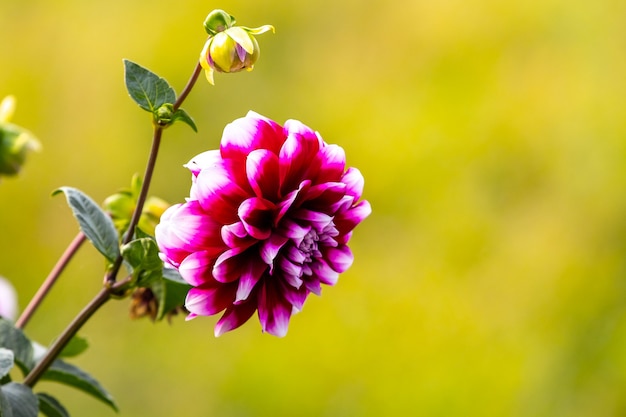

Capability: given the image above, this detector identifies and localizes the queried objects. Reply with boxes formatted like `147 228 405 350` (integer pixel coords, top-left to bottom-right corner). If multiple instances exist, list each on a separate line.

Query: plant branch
23 286 111 387
15 232 86 330
174 62 202 111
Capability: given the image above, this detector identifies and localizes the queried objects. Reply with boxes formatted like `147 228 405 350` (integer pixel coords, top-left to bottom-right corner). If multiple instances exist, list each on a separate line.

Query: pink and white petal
156 201 224 251
335 200 372 235
302 182 346 214
193 166 250 224
323 245 354 273
185 283 237 317
277 219 311 247
258 282 293 337
221 222 250 248
278 122 323 193
184 150 222 177
178 250 221 286
238 197 275 240
303 278 322 296
308 144 346 184
220 112 284 161
311 258 340 286
274 180 311 225
279 282 309 312
259 233 289 266
235 258 268 303
213 247 248 283
291 209 333 233
277 256 304 289
341 167 365 200
246 149 280 200
214 300 258 337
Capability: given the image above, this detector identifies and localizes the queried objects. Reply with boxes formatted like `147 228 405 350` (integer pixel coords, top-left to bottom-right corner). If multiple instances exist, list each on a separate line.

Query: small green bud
155 103 175 127
0 96 40 178
103 174 170 237
203 9 236 35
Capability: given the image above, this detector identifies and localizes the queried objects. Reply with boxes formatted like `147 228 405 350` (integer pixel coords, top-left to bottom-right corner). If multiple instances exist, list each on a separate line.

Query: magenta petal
156 201 224 252
214 301 258 336
213 247 248 283
184 150 222 177
185 284 236 316
311 258 340 286
192 166 250 224
178 250 220 286
309 144 346 184
246 149 280 200
220 111 285 161
238 197 275 240
341 167 365 200
221 222 249 248
279 282 309 312
260 234 289 266
258 282 293 337
235 258 268 303
278 122 323 193
335 200 372 235
324 245 354 273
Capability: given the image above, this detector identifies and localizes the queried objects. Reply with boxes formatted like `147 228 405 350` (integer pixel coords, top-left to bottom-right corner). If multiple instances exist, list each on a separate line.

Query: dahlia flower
156 111 370 337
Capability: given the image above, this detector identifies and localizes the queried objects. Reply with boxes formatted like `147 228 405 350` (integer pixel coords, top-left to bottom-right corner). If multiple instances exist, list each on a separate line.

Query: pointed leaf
36 393 69 417
151 269 191 321
52 187 120 263
0 349 14 379
121 237 163 287
41 359 117 412
124 60 176 113
172 108 197 132
0 320 34 375
58 335 88 358
1 383 38 417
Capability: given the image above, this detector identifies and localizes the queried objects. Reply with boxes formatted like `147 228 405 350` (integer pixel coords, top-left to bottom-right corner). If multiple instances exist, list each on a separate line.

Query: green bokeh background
2 0 626 415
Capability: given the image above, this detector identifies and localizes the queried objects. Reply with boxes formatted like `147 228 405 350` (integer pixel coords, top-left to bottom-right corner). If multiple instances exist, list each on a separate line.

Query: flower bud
0 96 40 178
103 175 170 237
199 11 274 84
203 9 235 35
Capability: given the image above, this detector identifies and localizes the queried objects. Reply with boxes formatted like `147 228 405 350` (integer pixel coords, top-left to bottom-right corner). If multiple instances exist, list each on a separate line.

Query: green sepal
0 383 38 417
52 187 120 264
121 237 163 287
41 359 117 412
123 60 176 113
171 108 197 132
36 393 69 417
0 320 34 376
152 268 191 321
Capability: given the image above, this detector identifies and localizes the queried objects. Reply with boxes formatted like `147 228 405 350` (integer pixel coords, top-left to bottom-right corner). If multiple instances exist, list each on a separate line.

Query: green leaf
0 349 14 379
52 187 120 263
36 393 69 417
0 320 33 375
124 60 176 113
41 359 117 412
172 108 197 132
1 383 38 417
121 237 163 287
152 268 191 321
58 335 88 358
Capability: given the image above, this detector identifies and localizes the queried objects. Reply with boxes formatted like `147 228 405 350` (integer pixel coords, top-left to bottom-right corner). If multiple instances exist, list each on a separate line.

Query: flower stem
106 62 202 285
15 232 86 330
174 62 202 111
23 286 111 387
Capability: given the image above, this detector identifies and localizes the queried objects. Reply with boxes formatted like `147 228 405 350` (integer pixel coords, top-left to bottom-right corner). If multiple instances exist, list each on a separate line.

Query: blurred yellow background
2 0 626 415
